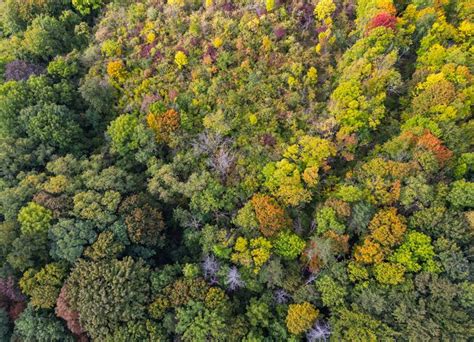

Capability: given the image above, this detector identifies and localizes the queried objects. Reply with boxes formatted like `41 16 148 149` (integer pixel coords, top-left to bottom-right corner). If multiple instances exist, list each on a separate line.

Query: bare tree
306 321 331 342
225 266 244 291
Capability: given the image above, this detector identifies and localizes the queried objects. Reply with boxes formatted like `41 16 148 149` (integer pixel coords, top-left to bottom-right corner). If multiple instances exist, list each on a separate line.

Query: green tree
107 114 149 157
22 15 68 61
0 309 11 341
17 201 53 237
390 231 440 273
330 308 396 341
49 219 97 263
447 180 474 208
13 305 73 342
316 275 347 309
175 301 230 341
73 190 121 225
273 231 306 260
19 263 67 309
65 256 150 340
246 297 271 328
20 103 82 151
72 0 107 15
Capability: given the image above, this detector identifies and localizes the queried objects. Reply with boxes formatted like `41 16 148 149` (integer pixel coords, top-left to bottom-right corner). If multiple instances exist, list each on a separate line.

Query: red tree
368 12 397 32
56 286 86 337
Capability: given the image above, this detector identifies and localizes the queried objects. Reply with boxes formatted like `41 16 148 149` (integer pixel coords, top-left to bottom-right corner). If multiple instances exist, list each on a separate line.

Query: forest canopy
0 0 473 341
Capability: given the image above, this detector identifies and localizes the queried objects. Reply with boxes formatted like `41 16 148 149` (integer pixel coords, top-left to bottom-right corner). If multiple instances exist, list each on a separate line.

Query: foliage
330 308 396 341
316 275 347 309
174 51 188 69
147 108 180 144
22 103 82 151
55 286 84 336
0 1 472 340
286 302 319 335
390 231 440 273
273 231 306 260
72 0 107 15
13 305 73 341
4 60 42 81
231 236 272 274
373 262 405 285
251 194 291 237
17 202 53 237
0 308 10 341
19 263 67 309
65 256 150 339
49 219 97 263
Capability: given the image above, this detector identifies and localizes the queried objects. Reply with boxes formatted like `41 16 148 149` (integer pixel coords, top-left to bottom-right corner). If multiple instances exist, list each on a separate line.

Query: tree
4 60 43 81
273 231 306 260
72 0 107 15
286 302 319 335
49 219 97 263
20 103 82 151
233 201 258 233
13 305 73 341
119 195 165 247
231 237 272 274
354 208 407 264
315 207 346 235
354 238 384 265
174 51 188 69
262 159 311 206
316 275 347 309
447 180 474 208
6 234 50 272
328 26 401 143
175 301 230 341
65 256 150 340
17 202 53 237
19 263 67 309
368 12 397 32
55 286 84 336
246 297 271 328
72 190 121 225
107 114 154 158
146 108 180 144
47 55 80 79
263 136 336 206
367 208 406 248
373 262 405 285
106 60 126 82
83 231 124 261
330 308 396 341
390 231 440 273
314 0 336 21
22 15 68 61
251 194 291 237
0 308 10 341
0 0 70 34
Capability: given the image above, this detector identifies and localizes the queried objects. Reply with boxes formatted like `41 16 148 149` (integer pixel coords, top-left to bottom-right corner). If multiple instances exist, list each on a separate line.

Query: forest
0 0 472 340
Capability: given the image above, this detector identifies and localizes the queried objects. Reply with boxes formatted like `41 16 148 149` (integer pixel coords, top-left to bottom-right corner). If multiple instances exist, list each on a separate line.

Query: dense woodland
0 0 473 340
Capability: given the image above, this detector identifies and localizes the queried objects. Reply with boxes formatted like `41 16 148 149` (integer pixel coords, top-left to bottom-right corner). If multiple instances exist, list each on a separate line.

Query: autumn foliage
286 302 319 335
368 12 397 32
354 208 406 264
251 194 291 237
0 0 472 340
147 108 180 143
